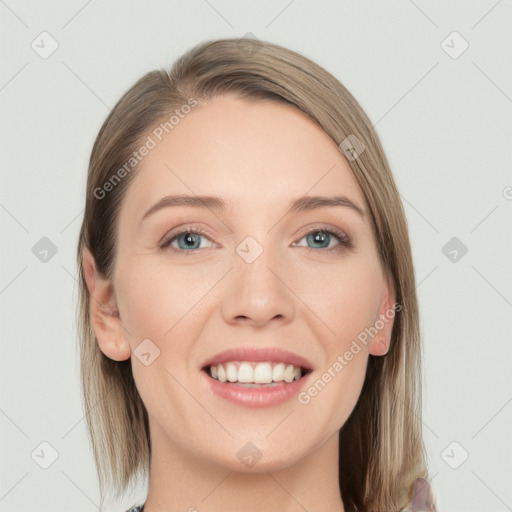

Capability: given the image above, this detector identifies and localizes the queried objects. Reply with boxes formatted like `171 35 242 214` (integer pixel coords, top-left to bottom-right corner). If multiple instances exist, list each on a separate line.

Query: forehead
121 95 365 220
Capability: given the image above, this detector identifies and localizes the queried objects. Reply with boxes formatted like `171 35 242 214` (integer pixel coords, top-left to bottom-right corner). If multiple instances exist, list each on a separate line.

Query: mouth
199 348 314 408
201 361 312 387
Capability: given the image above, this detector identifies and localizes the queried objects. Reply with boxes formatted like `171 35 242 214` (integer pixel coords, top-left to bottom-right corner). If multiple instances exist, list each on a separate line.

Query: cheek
297 335 368 438
298 257 382 344
116 262 204 413
115 257 214 342
304 260 380 426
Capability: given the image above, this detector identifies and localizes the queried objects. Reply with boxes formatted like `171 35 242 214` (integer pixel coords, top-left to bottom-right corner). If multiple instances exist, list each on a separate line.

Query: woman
77 38 438 511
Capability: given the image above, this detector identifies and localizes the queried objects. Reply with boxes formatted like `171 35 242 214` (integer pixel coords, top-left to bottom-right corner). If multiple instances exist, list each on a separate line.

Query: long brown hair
77 37 430 511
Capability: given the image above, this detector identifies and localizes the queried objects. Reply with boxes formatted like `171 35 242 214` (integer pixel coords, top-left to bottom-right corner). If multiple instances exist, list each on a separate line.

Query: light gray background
1 1 511 511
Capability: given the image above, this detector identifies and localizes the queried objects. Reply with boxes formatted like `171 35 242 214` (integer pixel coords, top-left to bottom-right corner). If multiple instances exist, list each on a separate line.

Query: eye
159 225 353 254
293 227 353 252
159 227 216 253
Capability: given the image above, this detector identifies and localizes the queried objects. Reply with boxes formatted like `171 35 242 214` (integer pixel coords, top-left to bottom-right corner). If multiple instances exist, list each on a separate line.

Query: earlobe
370 335 391 356
369 272 396 357
81 248 131 362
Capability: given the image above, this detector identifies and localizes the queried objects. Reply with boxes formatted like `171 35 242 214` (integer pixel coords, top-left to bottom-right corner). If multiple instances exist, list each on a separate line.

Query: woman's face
90 94 395 473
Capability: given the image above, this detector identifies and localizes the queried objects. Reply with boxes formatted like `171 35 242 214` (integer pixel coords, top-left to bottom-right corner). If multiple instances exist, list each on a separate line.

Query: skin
83 94 396 512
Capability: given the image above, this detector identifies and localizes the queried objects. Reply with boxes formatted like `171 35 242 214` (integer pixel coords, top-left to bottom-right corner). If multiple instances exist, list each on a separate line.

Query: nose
220 245 296 328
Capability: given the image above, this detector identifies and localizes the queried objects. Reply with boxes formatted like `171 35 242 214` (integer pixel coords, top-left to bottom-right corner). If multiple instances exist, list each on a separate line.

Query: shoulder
404 477 438 511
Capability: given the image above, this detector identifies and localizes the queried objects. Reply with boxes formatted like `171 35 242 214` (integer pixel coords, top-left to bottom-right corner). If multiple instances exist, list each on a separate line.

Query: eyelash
158 225 354 255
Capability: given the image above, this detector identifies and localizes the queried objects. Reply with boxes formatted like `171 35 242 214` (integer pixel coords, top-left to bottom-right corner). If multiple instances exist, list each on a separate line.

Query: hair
76 37 431 511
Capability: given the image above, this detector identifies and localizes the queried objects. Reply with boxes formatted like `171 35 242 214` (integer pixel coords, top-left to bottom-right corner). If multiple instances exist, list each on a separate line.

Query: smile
200 348 314 408
207 361 306 386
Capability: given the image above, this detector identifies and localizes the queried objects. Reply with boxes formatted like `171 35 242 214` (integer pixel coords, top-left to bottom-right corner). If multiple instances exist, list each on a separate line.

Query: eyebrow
140 194 365 224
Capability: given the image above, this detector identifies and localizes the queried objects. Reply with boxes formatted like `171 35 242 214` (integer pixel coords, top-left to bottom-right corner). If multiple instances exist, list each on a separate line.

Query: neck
143 421 345 512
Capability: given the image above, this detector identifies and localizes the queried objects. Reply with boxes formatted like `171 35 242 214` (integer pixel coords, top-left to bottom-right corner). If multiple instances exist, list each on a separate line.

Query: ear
369 272 397 357
82 247 131 361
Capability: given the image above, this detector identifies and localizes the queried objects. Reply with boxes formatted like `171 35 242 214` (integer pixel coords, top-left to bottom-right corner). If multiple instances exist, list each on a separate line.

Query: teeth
253 362 272 384
283 364 295 383
226 362 238 382
238 362 254 383
272 362 285 382
208 361 304 384
217 364 227 383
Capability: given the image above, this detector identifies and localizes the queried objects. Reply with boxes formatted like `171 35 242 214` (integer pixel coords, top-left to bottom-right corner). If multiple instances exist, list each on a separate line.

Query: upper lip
201 347 314 372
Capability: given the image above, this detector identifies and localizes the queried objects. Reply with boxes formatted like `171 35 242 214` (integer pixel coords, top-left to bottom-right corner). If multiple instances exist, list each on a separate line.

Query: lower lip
201 370 311 409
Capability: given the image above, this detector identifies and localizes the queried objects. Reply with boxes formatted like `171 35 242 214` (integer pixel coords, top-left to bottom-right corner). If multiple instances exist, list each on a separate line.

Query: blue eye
300 230 339 250
159 227 353 254
160 229 215 252
295 227 353 252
